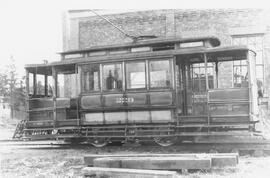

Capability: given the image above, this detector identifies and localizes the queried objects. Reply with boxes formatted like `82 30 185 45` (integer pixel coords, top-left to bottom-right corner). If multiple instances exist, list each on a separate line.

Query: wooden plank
93 157 211 170
210 155 238 167
82 167 179 178
84 153 238 167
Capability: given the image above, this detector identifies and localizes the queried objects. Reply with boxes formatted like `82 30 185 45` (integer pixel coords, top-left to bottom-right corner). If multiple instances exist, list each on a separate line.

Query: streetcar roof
25 45 252 72
59 36 221 55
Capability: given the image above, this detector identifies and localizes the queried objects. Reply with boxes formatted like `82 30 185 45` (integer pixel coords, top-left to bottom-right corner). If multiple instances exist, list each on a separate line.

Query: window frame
125 60 147 91
27 71 54 98
57 71 78 98
28 72 34 95
231 34 264 93
36 74 46 96
101 62 123 92
80 63 101 93
79 57 174 94
232 59 249 88
148 58 173 90
190 62 215 92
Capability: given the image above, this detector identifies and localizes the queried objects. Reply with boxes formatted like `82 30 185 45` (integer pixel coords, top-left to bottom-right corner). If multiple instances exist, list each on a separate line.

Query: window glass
257 78 263 96
57 74 65 97
102 63 122 91
82 64 100 92
29 73 34 94
47 76 53 97
193 68 200 79
233 59 248 88
232 35 264 92
149 60 171 88
191 62 214 92
57 73 78 98
193 79 200 92
126 61 146 89
36 74 45 95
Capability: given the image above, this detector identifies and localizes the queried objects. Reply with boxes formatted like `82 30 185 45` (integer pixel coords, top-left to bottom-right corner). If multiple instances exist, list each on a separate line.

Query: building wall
63 9 270 101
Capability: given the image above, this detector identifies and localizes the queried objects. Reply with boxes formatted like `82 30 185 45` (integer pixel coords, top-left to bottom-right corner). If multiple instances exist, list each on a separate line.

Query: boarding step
12 120 27 139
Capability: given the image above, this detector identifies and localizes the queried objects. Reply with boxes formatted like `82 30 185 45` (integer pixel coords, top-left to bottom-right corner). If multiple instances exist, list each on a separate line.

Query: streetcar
14 36 259 147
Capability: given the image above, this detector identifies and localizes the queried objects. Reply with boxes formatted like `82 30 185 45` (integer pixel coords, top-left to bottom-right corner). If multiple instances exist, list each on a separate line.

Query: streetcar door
176 56 214 119
53 64 80 127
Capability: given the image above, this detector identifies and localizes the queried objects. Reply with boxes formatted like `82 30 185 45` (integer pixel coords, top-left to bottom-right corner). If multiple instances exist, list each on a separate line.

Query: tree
0 56 26 119
0 72 9 97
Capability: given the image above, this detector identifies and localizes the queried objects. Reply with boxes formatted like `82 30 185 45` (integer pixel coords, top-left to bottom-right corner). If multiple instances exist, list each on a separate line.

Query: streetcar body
20 36 259 146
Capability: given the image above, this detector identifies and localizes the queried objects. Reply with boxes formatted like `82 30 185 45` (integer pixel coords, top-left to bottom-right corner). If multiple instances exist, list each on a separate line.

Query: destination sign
116 97 134 104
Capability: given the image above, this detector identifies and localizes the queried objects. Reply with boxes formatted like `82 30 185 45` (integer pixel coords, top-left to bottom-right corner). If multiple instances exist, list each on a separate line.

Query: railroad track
1 138 270 156
0 139 73 149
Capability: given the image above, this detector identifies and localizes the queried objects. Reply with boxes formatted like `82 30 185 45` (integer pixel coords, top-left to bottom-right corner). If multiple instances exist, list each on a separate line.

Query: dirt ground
1 118 270 178
1 145 270 178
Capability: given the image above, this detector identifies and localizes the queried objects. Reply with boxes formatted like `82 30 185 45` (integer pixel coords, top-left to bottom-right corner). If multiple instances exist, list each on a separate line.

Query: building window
82 64 100 92
126 61 146 89
191 63 214 92
149 60 171 88
102 63 123 91
232 35 264 92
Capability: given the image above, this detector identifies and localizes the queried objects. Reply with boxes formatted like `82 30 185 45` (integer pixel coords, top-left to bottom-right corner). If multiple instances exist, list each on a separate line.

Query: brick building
62 9 270 105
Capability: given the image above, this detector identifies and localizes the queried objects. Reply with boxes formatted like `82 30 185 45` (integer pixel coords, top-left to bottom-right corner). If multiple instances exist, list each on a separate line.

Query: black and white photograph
1 0 270 177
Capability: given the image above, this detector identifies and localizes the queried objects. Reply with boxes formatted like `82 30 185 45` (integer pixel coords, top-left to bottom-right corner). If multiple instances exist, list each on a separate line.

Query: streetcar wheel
64 138 86 144
154 137 177 147
89 138 108 148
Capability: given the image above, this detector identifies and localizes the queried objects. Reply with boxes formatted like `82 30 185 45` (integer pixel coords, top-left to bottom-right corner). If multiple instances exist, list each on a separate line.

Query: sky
0 0 268 77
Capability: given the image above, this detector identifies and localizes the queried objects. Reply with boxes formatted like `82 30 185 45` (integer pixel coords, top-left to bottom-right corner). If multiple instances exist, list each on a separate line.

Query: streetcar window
208 65 214 89
29 73 34 94
36 74 45 95
126 61 146 89
57 73 78 98
82 64 100 92
131 47 151 52
88 51 106 57
57 74 64 97
47 76 53 97
233 59 248 88
149 60 171 88
28 72 54 97
64 53 84 59
217 61 233 88
191 63 214 92
102 63 123 91
152 44 174 51
180 41 204 48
